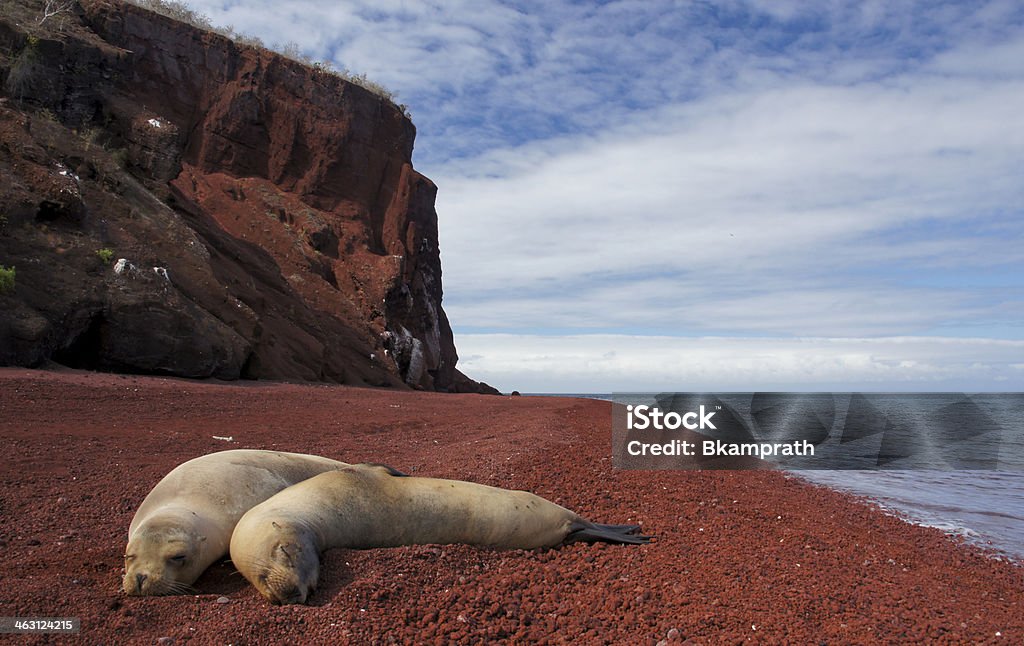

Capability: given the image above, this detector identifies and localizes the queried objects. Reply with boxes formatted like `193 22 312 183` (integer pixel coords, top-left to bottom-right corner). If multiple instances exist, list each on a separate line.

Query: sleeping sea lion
229 463 651 604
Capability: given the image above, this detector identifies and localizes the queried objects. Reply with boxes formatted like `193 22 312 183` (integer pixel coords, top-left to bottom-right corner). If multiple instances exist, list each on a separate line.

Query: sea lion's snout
123 568 154 595
255 567 313 605
123 572 140 595
267 584 308 605
122 566 163 595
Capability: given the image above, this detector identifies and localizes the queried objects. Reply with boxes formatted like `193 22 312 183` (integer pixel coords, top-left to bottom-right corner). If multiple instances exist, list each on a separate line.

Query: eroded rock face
0 0 493 392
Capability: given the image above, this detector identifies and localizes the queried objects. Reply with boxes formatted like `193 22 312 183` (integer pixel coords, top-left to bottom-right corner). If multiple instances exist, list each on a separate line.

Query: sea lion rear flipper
563 521 653 545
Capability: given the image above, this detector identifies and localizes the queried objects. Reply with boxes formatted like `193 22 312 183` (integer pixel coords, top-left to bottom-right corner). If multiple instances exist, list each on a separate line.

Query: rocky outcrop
0 0 495 392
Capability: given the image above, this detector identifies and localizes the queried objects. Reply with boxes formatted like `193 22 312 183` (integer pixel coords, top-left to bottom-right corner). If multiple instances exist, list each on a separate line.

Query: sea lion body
230 464 649 604
124 449 349 595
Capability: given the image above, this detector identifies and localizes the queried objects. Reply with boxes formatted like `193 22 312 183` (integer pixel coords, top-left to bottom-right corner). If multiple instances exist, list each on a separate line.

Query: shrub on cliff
277 42 398 105
126 0 213 31
37 0 76 28
6 35 42 103
0 266 15 294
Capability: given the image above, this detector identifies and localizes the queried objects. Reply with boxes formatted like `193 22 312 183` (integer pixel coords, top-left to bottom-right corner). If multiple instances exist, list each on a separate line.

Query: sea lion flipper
563 520 653 545
357 462 410 477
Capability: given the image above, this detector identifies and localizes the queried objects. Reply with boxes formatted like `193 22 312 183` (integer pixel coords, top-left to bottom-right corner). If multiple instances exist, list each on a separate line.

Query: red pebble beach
1 368 1021 644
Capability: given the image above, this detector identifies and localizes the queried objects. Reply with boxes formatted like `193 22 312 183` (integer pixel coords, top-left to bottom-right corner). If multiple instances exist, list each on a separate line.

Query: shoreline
796 469 1024 563
1 367 1021 643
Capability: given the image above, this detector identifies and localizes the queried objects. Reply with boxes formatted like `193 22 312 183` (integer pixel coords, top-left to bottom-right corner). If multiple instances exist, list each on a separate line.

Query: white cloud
457 335 1024 392
433 41 1024 338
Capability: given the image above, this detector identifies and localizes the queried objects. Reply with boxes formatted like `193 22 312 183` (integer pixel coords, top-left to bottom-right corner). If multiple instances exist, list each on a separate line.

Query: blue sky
187 0 1024 392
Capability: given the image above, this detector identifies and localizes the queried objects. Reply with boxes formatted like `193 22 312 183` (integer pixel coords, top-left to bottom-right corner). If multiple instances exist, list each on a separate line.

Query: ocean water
798 470 1024 561
537 393 1024 561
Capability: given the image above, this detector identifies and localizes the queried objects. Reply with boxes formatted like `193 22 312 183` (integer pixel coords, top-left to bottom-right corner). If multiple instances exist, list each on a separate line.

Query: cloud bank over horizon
182 0 1024 391
456 334 1024 393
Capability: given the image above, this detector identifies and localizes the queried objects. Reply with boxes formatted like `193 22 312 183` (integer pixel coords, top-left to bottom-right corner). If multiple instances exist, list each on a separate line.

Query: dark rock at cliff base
0 0 493 393
449 369 501 395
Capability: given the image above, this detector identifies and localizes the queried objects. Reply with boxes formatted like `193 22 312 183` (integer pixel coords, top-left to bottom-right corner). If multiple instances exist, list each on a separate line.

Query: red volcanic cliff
0 0 494 392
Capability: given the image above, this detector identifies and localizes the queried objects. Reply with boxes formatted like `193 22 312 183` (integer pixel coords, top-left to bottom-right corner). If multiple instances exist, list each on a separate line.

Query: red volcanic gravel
1 368 1022 644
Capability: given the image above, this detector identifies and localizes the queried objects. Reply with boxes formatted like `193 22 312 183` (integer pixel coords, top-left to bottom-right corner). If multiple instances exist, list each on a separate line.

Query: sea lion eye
124 554 135 561
168 554 187 565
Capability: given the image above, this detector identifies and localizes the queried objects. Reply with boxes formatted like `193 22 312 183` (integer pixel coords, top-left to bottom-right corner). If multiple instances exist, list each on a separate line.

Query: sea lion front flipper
563 521 653 545
358 462 410 477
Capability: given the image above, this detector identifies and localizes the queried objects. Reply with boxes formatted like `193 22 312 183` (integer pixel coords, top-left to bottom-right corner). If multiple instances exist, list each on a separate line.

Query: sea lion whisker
164 580 196 595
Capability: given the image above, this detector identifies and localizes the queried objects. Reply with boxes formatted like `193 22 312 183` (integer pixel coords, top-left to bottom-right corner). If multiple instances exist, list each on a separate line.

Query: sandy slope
0 368 1021 644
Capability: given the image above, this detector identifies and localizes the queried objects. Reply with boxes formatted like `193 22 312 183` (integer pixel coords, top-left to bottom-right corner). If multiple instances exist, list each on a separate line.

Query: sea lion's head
236 519 319 605
123 513 208 596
